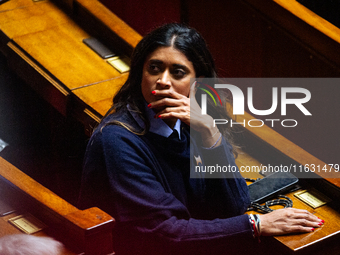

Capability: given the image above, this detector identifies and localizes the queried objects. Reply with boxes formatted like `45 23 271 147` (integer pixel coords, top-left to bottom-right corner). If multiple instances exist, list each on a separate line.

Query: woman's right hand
151 81 222 148
258 208 324 236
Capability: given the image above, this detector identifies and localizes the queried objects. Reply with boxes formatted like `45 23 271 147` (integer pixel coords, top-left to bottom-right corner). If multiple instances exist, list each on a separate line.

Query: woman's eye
173 69 186 78
149 64 160 73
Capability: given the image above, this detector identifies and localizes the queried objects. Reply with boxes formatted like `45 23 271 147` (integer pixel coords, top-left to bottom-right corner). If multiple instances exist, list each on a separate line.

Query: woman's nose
157 70 171 88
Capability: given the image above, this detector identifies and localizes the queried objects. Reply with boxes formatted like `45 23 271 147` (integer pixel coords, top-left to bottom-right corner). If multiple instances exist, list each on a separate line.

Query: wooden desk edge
274 0 340 45
73 0 142 49
229 107 340 188
242 0 340 67
0 156 115 253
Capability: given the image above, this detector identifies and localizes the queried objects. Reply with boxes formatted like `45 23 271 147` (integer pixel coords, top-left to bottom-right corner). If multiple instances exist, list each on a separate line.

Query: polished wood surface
0 157 115 255
233 109 340 186
72 73 129 117
0 156 76 215
241 0 340 70
0 0 340 254
233 103 340 252
238 152 340 253
0 211 76 255
0 0 140 135
0 1 69 38
274 0 340 45
75 0 142 51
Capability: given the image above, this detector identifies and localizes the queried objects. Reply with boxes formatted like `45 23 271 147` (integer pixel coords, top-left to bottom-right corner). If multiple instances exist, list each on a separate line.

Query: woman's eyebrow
148 60 190 71
173 64 190 71
149 59 163 64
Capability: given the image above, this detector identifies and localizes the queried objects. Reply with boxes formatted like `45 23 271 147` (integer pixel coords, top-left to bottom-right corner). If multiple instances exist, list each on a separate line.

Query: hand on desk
259 208 324 236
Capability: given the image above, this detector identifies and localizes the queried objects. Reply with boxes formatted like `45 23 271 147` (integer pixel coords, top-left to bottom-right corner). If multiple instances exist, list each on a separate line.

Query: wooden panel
232 108 340 187
0 156 115 254
246 184 340 252
242 0 340 70
0 212 76 255
74 0 142 56
0 157 77 215
235 151 263 180
245 184 340 252
186 0 340 77
240 150 340 252
0 212 25 237
274 0 340 49
0 0 34 12
76 0 142 48
72 73 128 116
0 0 139 126
6 41 70 115
275 194 340 251
13 20 122 90
0 0 70 39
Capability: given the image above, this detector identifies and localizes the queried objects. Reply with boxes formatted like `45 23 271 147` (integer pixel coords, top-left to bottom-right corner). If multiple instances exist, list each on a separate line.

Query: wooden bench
0 156 115 254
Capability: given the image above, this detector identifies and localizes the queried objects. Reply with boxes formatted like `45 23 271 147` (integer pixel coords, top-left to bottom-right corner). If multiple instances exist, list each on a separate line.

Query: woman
78 23 323 255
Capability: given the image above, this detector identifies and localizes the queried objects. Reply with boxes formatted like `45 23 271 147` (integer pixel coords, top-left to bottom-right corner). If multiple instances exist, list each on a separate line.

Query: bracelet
210 129 219 138
254 214 261 238
249 214 261 243
203 133 222 149
249 214 256 238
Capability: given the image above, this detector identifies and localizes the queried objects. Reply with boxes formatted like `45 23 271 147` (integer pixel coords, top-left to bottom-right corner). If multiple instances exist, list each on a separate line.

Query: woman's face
141 46 196 107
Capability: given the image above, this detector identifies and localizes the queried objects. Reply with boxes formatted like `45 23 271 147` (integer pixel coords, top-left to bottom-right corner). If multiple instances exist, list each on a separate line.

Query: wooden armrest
0 157 115 255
